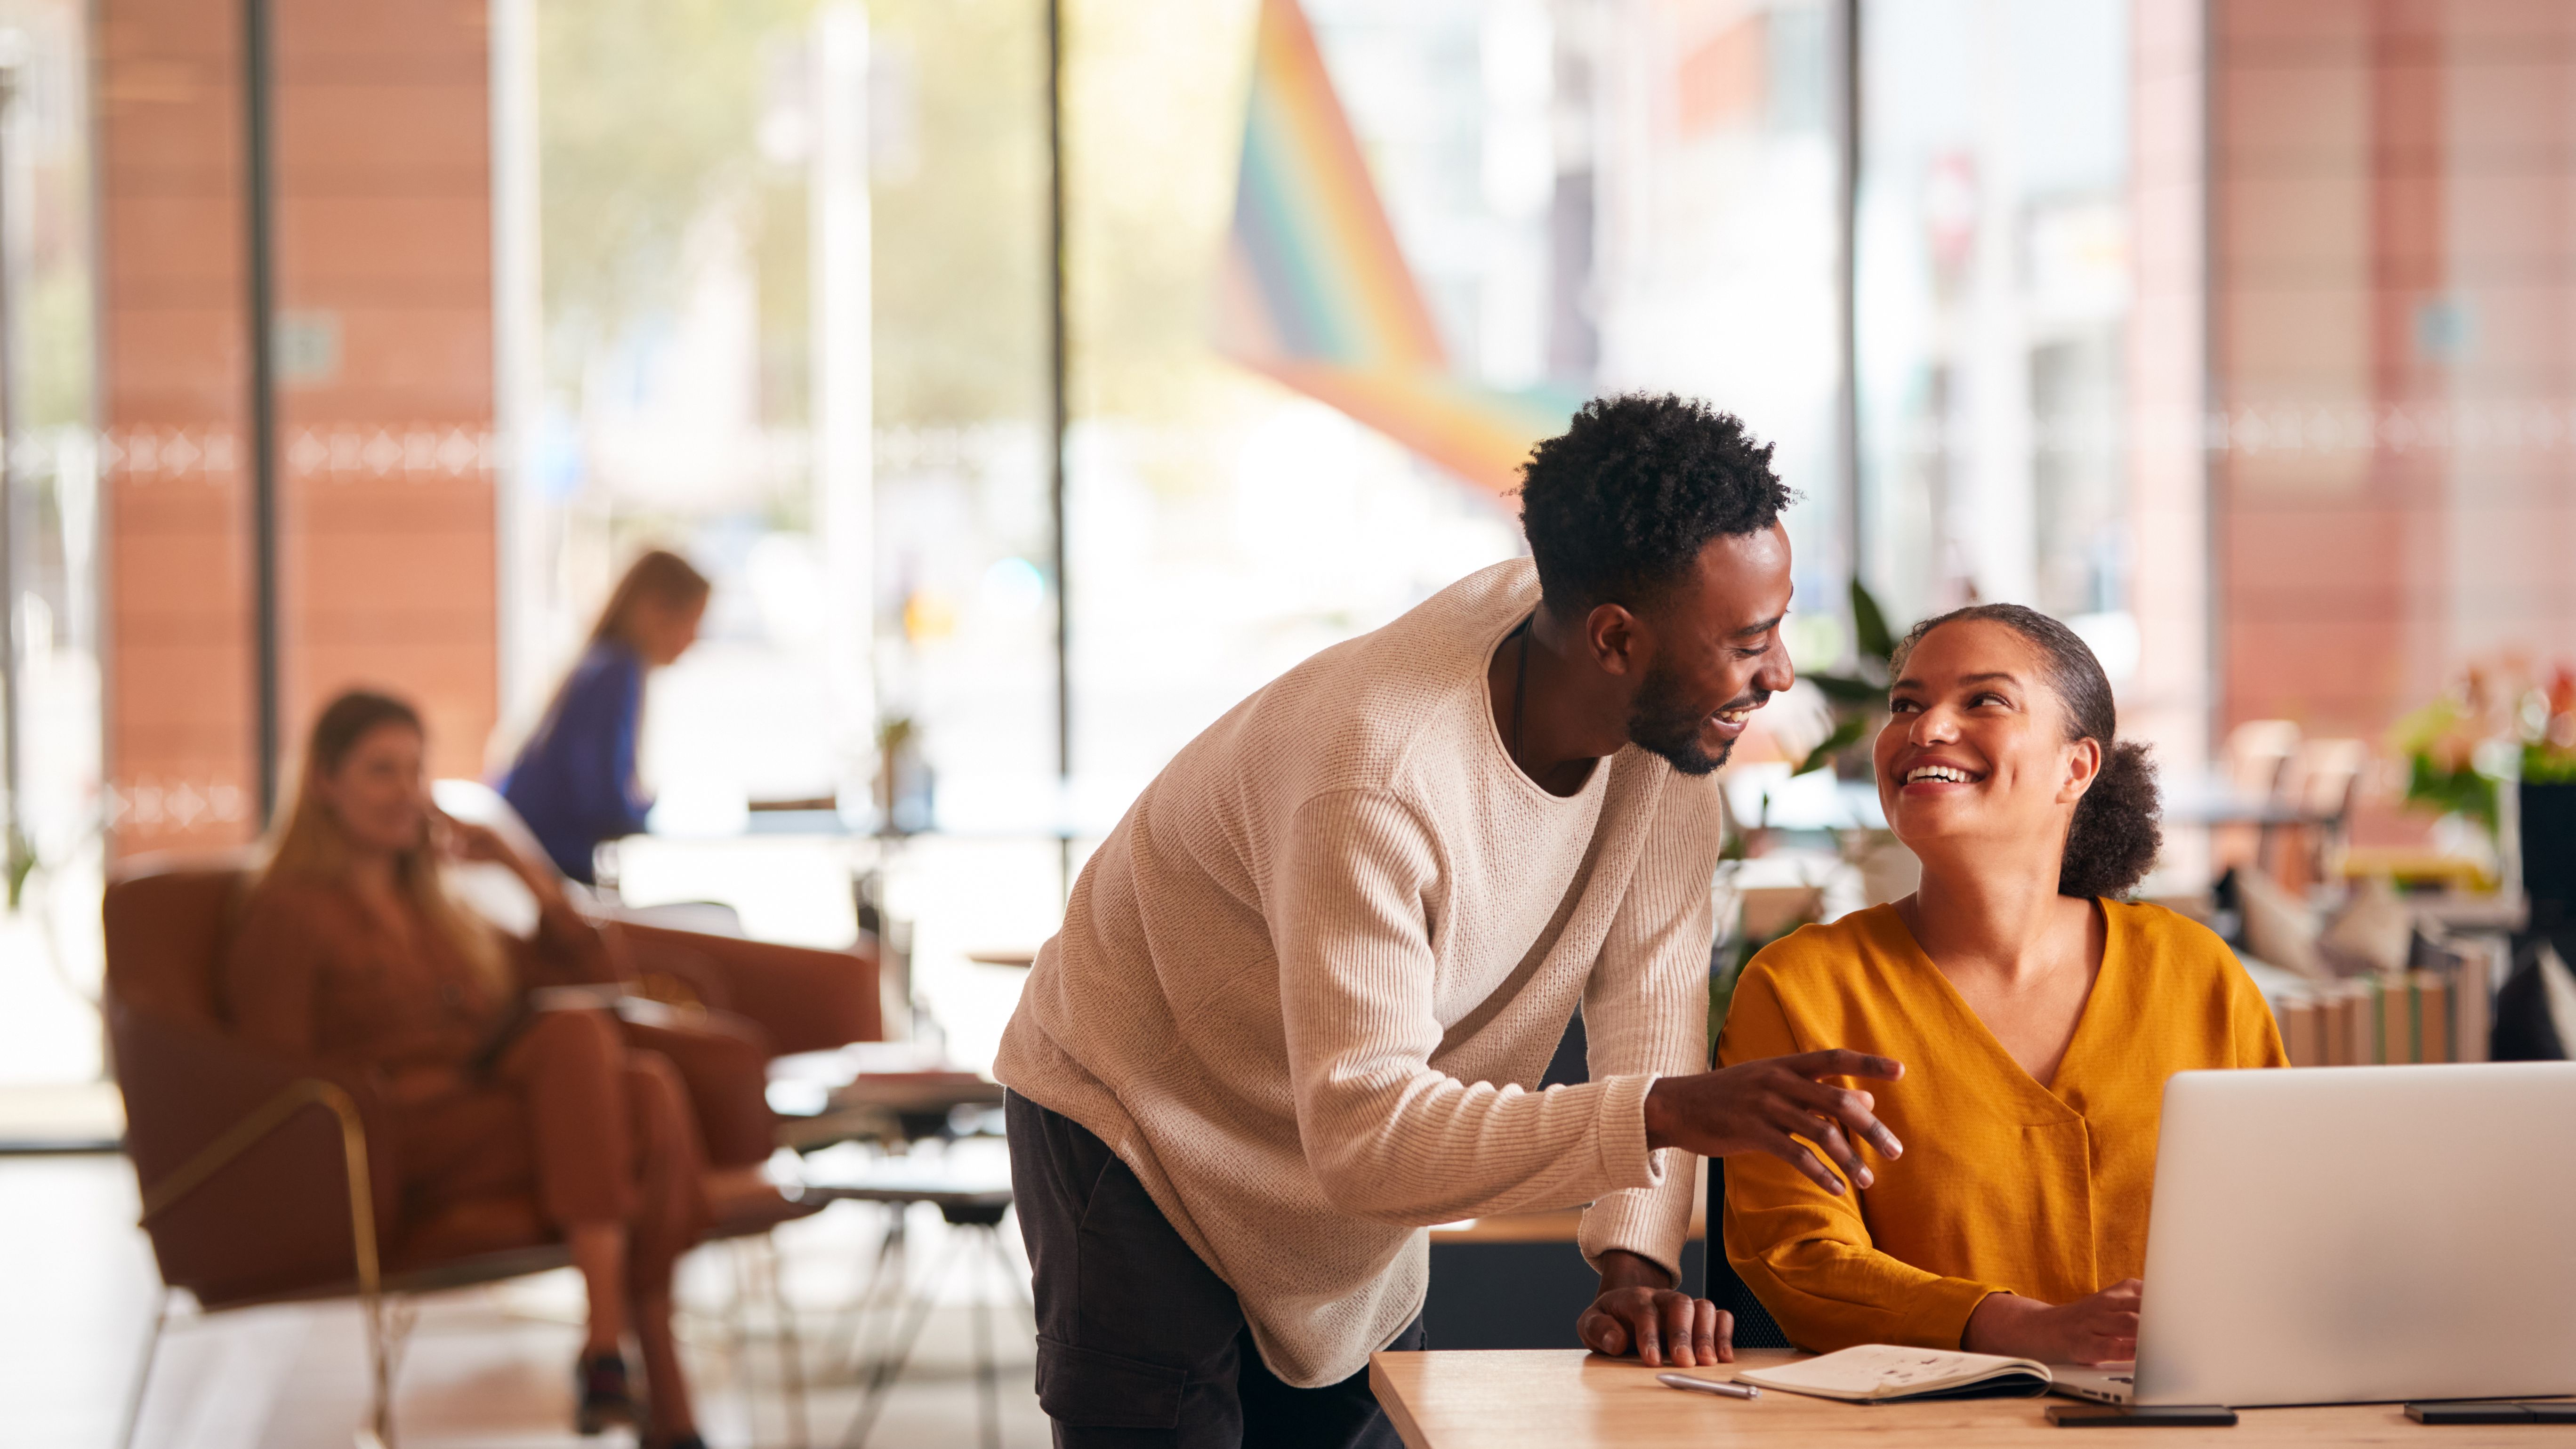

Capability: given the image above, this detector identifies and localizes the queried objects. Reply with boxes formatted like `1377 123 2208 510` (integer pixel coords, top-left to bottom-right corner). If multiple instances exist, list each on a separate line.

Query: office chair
1701 1157 1792 1350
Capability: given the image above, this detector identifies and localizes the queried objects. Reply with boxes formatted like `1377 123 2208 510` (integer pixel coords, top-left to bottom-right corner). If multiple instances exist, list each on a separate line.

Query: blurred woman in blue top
504 549 710 883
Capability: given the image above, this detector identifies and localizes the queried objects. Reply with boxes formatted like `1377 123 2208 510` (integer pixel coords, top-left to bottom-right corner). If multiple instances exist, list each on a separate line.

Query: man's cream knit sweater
995 559 1718 1388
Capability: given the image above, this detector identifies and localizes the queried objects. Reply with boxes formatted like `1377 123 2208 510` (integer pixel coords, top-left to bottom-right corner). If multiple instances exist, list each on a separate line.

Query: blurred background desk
1423 1177 1707 1351
1369 1348 2563 1448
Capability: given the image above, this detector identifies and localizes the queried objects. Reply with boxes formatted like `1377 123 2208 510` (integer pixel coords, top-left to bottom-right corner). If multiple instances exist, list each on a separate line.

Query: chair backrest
102 852 259 1025
2294 738 2368 821
2225 719 2303 802
1702 1156 1793 1349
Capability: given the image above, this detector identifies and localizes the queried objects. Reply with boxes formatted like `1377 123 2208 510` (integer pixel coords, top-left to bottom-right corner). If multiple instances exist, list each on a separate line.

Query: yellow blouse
1715 900 2288 1353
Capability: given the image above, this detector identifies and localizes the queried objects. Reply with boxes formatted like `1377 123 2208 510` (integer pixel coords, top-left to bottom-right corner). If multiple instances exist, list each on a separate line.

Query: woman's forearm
510 846 572 910
1962 1280 2142 1365
1962 1291 2045 1355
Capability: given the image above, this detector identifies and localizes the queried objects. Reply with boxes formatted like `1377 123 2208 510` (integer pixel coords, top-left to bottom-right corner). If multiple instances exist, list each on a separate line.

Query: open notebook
1736 1345 2054 1402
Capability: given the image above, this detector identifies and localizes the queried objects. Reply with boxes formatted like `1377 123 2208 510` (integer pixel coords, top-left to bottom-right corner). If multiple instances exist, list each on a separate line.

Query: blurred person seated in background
1718 604 2288 1365
226 690 722 1448
502 548 709 884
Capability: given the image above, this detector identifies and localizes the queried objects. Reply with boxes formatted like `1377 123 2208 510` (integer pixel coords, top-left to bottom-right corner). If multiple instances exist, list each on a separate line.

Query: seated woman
226 690 712 1448
1718 604 2286 1365
502 548 709 884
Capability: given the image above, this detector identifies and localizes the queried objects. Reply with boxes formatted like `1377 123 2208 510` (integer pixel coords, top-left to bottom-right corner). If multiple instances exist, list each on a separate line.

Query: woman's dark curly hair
1888 603 2161 900
1517 393 1796 617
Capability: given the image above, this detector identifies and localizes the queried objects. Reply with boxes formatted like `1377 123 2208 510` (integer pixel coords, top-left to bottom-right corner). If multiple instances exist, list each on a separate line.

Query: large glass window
0 0 103 1090
502 0 2151 1057
1855 0 2132 650
1592 0 1845 663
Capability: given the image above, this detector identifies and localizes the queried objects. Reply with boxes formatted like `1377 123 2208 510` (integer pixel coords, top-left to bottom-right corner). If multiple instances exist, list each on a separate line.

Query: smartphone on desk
2047 1404 2238 1428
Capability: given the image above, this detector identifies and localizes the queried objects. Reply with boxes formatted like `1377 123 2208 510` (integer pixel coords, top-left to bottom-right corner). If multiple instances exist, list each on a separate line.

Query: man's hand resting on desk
1643 1050 1908 1194
1580 1052 1906 1368
1580 1249 1730 1368
1964 1279 2140 1365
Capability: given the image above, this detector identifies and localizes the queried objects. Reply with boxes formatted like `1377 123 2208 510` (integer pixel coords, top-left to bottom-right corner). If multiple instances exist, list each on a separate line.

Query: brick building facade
98 0 496 854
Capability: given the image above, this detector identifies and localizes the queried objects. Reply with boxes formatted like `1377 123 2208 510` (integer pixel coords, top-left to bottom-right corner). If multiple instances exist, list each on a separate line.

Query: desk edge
1369 1354 1434 1449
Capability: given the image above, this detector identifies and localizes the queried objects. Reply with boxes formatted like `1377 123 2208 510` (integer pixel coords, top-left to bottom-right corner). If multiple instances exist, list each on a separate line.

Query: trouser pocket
1034 1335 1189 1429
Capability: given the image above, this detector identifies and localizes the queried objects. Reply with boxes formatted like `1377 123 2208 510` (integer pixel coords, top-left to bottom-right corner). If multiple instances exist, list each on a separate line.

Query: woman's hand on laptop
1644 1050 1907 1195
1578 1248 1731 1368
1963 1279 2141 1364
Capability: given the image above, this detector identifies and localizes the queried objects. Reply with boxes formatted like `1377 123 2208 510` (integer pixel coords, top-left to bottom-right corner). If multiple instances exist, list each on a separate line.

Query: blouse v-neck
1873 900 2118 1114
1715 896 2290 1354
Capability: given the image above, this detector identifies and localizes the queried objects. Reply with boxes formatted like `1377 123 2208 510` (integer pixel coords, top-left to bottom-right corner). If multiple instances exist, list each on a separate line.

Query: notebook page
1742 1345 2048 1398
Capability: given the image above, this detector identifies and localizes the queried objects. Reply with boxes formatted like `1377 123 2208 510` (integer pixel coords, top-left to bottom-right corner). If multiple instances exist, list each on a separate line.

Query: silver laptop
2052 1062 2576 1408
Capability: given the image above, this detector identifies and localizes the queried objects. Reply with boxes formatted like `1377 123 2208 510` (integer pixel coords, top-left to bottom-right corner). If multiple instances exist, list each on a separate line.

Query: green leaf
1805 672 1883 706
1851 579 1897 664
2402 755 2498 829
1794 714 1869 778
2 825 29 910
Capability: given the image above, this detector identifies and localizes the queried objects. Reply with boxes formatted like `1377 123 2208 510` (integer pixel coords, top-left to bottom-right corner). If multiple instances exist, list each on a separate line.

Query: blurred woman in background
228 690 711 1448
504 549 711 884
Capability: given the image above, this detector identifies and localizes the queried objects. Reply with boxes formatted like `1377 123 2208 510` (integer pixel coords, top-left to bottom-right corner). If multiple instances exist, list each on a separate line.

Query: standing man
997 394 1906 1446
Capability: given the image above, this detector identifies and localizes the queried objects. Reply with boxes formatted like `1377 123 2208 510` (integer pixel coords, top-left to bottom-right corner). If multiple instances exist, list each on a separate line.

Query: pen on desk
1657 1372 1760 1401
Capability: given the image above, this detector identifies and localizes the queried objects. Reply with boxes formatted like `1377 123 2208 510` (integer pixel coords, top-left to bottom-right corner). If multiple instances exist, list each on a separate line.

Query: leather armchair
425 776 884 1055
110 856 545 1448
105 853 879 1446
616 918 881 1055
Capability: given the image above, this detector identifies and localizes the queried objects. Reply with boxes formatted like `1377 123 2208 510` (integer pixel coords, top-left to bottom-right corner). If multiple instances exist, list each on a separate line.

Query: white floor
3 1149 1048 1449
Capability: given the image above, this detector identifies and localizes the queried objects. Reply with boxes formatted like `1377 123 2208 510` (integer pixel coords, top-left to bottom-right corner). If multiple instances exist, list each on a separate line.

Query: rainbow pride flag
1214 0 1581 498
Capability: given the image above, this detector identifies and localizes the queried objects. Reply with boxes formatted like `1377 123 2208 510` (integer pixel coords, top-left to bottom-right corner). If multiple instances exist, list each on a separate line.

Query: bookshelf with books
2264 934 2504 1067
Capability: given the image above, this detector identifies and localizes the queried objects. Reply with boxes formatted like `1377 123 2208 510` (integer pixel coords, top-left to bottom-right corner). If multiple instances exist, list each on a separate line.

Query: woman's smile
1894 756 1988 793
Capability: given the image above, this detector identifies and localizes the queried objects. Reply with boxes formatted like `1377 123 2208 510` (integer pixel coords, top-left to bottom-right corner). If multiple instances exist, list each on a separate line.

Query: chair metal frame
719 1223 815 1449
1702 1155 1792 1351
120 1075 819 1449
122 1077 407 1449
829 1192 1030 1449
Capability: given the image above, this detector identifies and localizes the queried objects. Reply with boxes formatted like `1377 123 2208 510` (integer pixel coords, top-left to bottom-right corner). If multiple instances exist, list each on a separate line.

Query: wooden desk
1370 1348 2562 1447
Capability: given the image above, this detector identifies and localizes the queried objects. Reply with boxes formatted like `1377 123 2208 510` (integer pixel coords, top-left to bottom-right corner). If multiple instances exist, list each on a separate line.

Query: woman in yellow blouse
1718 604 2286 1364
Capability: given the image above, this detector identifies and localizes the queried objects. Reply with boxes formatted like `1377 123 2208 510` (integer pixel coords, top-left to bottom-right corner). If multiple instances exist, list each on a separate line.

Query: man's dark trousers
1006 1091 1424 1448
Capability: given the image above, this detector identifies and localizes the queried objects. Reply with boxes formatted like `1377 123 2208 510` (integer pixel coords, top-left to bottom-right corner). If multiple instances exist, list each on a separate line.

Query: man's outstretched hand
1643 1050 1907 1195
1578 1249 1730 1368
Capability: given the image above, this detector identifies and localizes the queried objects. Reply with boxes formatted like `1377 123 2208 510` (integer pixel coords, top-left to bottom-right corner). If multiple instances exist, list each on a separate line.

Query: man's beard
1626 660 1763 777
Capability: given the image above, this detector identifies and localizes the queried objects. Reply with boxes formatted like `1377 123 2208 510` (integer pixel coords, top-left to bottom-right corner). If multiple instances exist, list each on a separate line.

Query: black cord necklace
1510 615 1533 771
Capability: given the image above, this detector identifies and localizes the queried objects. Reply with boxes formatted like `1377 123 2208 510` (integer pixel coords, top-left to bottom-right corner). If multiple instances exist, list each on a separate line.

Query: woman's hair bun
2060 738 2160 899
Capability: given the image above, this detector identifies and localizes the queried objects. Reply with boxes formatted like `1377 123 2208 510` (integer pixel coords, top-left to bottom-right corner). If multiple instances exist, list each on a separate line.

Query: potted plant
2392 660 2576 923
2516 668 2576 930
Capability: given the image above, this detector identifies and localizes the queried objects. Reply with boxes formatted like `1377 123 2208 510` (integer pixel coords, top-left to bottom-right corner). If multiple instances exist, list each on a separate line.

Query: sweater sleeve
605 657 651 832
222 884 478 1068
1716 959 2003 1351
1271 788 1669 1226
534 650 651 842
514 894 622 990
561 652 652 837
1575 772 1722 1286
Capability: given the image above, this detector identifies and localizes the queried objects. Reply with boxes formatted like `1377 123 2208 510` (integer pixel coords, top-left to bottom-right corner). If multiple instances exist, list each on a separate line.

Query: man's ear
2059 736 2104 805
1584 602 1643 678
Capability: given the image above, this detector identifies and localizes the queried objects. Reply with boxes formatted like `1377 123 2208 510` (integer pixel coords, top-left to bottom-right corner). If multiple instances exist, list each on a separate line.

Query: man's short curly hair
1516 393 1796 617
